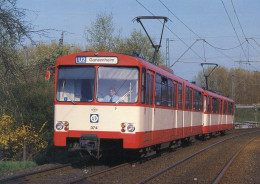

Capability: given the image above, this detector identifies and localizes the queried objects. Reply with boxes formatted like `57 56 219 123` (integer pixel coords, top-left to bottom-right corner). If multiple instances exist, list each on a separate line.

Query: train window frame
150 75 154 105
207 96 211 113
96 66 139 104
178 82 183 109
146 73 150 105
141 68 146 104
220 99 223 114
203 95 207 112
224 100 227 115
185 86 192 110
173 82 177 108
212 97 219 114
161 77 168 107
193 90 202 112
168 79 173 107
155 74 162 106
56 66 95 103
228 101 234 115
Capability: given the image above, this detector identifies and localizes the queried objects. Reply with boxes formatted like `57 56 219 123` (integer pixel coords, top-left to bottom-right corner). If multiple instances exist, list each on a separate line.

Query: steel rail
212 135 259 184
138 130 260 184
70 162 131 183
0 163 72 183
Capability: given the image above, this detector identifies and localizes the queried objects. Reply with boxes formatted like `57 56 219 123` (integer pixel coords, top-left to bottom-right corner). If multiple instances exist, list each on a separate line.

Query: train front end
53 52 143 158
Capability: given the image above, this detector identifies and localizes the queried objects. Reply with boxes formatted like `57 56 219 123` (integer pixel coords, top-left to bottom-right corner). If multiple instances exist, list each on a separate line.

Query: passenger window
178 83 183 109
146 74 150 105
141 68 146 104
155 74 161 106
207 96 211 113
161 77 168 106
150 75 154 105
203 95 207 112
212 98 219 113
220 100 223 114
224 101 227 114
173 82 177 108
185 86 192 110
168 79 173 107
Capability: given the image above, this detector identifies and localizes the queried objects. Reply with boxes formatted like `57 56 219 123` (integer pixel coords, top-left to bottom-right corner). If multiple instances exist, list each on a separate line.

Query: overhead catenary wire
136 0 252 67
138 0 237 64
135 0 205 63
230 0 247 40
158 0 201 39
220 0 247 59
158 0 247 51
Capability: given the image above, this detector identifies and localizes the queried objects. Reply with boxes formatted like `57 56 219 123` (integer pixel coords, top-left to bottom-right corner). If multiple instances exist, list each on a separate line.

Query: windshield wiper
115 90 132 105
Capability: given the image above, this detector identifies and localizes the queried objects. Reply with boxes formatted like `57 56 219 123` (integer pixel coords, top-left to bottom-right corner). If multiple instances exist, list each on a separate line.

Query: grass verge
0 161 37 172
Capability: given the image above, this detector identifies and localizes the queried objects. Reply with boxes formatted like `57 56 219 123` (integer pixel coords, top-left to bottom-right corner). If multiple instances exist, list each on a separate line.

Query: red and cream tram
51 51 234 158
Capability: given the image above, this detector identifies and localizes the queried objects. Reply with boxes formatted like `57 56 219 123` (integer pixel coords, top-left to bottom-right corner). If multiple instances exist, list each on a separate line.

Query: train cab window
97 67 139 103
178 83 183 109
155 74 162 106
56 66 95 102
173 82 177 108
168 79 173 107
185 86 192 110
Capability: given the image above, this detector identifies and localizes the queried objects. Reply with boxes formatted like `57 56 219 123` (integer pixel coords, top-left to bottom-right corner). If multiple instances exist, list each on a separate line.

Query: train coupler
80 134 101 159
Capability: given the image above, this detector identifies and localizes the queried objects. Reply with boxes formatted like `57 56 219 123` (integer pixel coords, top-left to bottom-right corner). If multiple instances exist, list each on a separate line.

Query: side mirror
45 66 55 80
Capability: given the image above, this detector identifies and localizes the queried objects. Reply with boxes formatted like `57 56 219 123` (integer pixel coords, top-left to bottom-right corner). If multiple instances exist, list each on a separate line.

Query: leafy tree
114 29 164 65
194 66 260 105
85 12 117 52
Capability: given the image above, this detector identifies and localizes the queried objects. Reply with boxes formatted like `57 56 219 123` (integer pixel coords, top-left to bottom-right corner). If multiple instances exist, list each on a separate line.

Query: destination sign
76 56 118 64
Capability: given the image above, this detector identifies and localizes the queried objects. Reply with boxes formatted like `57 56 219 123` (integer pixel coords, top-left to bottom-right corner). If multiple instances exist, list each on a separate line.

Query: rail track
1 129 259 183
0 163 73 183
138 130 260 184
70 129 260 184
212 135 259 184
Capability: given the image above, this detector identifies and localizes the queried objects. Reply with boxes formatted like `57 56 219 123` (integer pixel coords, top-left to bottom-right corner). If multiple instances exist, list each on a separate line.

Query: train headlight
56 121 64 130
121 123 126 128
64 121 69 126
127 124 135 132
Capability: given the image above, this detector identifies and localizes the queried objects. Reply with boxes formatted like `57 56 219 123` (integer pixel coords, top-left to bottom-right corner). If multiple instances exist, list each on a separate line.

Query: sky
17 0 260 81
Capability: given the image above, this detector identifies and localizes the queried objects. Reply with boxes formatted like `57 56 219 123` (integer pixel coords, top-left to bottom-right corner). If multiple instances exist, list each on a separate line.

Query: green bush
235 108 260 122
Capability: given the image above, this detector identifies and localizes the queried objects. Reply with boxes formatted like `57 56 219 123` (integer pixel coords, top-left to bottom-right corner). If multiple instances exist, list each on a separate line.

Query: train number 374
90 126 98 130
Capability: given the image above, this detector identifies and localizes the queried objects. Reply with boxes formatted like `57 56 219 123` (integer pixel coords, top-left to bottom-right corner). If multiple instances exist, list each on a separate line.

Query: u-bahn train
50 51 234 158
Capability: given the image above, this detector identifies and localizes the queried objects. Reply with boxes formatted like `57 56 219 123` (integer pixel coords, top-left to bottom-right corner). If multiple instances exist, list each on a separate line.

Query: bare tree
0 0 32 43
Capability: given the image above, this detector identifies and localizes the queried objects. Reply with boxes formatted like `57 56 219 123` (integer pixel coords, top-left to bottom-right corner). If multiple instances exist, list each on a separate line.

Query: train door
143 70 155 144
